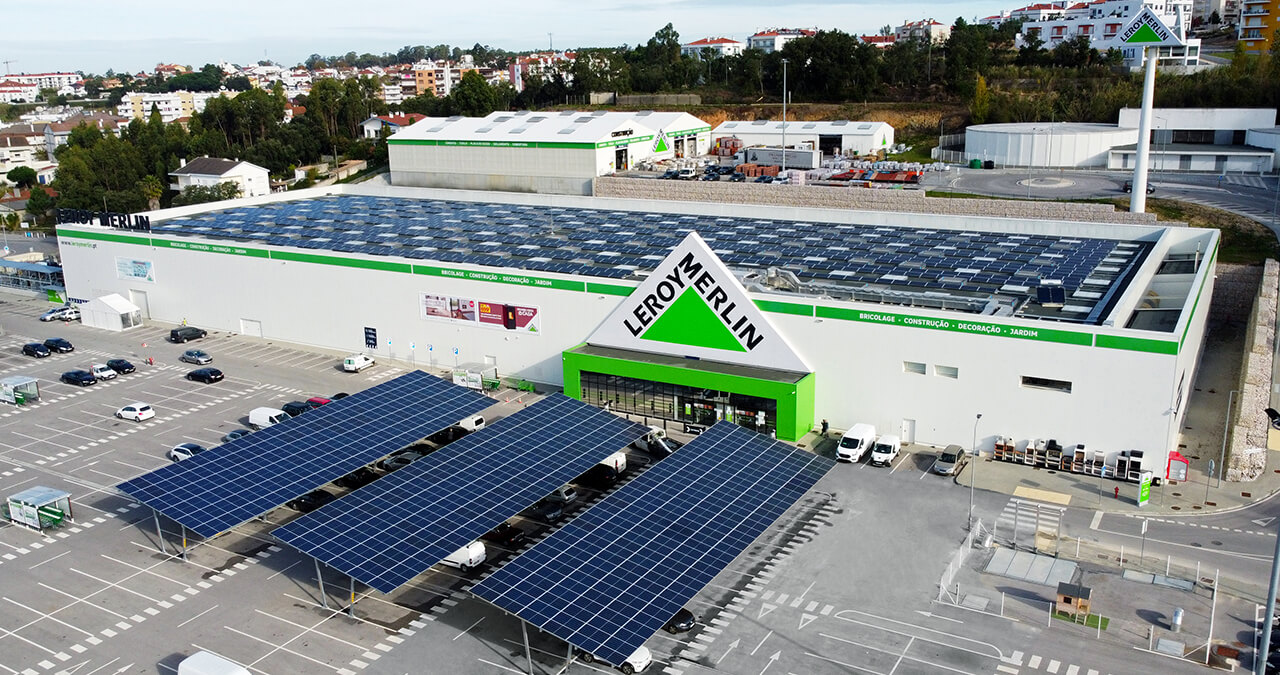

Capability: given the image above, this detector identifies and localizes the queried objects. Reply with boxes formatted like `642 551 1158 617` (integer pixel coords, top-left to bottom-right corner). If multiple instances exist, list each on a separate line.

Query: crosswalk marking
1028 655 1042 668
996 498 1062 540
1047 659 1060 673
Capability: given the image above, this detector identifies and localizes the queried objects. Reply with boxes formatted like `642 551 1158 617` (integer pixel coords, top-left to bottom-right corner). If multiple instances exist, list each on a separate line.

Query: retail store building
54 185 1215 479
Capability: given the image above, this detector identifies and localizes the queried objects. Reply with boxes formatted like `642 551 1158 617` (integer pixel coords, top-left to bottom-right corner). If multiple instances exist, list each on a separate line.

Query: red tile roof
375 114 426 126
685 37 743 46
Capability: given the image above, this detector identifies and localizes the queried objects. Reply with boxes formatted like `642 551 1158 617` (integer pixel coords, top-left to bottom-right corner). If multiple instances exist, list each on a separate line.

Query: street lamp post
780 58 788 174
969 413 983 530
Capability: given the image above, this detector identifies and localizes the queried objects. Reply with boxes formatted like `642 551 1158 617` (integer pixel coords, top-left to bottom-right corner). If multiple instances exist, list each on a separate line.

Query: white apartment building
117 91 230 123
1011 0 1200 68
895 19 952 42
746 28 817 53
6 72 78 91
507 52 574 93
0 136 36 175
0 81 39 103
681 37 748 58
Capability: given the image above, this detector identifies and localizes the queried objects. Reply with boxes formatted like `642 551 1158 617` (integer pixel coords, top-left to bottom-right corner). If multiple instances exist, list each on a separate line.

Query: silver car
179 349 213 365
39 306 80 322
933 444 968 475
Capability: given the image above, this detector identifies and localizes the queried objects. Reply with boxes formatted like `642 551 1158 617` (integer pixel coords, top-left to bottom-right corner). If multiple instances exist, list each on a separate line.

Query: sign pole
1130 46 1158 213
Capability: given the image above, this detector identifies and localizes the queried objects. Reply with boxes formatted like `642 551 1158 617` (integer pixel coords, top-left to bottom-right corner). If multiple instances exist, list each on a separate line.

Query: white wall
965 125 1138 167
1118 107 1277 130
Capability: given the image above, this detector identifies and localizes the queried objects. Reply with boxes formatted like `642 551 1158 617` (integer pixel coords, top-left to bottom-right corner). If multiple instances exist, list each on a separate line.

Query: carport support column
315 559 329 609
348 576 355 618
521 619 533 675
181 525 188 561
1129 46 1157 213
152 509 168 554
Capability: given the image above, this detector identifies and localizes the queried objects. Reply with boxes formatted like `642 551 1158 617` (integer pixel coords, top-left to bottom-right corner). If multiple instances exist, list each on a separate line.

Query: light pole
969 413 983 530
780 58 788 174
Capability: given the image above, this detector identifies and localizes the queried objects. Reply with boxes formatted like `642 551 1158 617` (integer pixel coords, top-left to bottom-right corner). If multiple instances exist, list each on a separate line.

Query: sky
7 0 1010 75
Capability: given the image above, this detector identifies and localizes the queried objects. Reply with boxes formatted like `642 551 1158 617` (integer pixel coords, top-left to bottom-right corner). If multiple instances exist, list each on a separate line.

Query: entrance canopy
473 422 834 667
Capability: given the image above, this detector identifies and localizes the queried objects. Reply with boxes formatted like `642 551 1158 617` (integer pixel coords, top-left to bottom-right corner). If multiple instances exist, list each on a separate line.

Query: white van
177 651 251 675
633 426 682 457
457 414 486 432
342 354 375 372
836 423 876 463
869 434 902 467
440 541 486 572
598 451 627 474
248 407 288 430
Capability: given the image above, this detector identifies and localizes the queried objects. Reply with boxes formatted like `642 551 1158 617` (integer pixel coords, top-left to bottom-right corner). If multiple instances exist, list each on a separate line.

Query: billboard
115 257 155 283
421 294 540 335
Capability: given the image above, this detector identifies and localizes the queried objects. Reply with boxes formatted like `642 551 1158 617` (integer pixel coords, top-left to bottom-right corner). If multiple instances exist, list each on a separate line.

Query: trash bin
13 392 25 406
983 160 996 170
1172 607 1184 633
969 158 982 169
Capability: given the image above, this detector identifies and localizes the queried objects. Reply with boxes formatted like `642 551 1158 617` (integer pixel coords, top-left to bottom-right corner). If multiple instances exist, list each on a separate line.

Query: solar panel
272 394 648 593
117 372 491 538
472 422 835 667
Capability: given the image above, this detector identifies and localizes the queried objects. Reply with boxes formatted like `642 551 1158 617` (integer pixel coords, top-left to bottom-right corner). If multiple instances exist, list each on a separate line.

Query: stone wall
1210 264 1265 326
593 177 1162 226
1227 259 1279 481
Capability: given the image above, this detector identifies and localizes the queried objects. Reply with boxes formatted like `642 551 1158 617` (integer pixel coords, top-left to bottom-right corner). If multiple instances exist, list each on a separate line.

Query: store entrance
581 371 778 437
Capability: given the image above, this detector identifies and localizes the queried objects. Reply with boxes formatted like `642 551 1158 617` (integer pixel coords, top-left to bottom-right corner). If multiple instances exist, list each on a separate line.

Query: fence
938 519 989 603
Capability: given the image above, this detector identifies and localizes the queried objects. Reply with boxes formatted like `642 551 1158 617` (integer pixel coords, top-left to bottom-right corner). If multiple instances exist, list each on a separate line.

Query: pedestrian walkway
998 651 1112 675
1177 193 1275 225
995 497 1065 545
1225 174 1271 190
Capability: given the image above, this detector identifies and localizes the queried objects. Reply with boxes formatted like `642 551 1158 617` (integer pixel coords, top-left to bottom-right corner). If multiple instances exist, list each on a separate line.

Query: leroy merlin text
623 253 764 349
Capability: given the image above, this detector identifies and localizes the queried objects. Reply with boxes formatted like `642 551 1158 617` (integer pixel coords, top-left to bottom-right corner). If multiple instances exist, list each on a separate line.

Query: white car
91 363 117 381
869 434 902 467
343 354 375 372
115 403 155 422
39 306 80 322
167 442 206 462
577 645 652 674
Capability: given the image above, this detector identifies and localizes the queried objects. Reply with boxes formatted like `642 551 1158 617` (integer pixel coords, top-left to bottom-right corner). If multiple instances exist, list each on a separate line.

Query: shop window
1021 375 1072 393
935 365 959 379
904 361 926 375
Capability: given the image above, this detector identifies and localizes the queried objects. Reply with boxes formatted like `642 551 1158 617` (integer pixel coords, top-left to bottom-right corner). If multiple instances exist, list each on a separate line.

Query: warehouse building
54 184 1214 481
711 120 895 157
388 110 711 195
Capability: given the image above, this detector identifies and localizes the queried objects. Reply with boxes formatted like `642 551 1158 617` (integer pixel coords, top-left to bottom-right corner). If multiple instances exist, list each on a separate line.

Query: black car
221 429 252 443
106 358 136 374
331 392 350 400
664 608 696 634
699 173 718 181
717 165 736 175
574 464 621 489
186 367 223 384
43 337 74 353
169 326 208 343
333 466 379 489
281 401 311 417
1123 180 1155 194
21 343 50 358
524 499 564 524
482 522 528 548
285 490 336 513
728 173 746 182
659 169 679 180
60 370 96 386
375 448 429 472
754 175 774 183
427 425 471 446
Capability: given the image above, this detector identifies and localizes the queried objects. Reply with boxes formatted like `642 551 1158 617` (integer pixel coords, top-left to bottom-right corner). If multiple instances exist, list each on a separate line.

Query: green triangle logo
1126 23 1163 43
653 132 670 153
640 287 745 352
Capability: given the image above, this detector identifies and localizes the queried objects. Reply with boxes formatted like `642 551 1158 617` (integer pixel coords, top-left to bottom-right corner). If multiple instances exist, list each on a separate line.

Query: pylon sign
1120 7 1183 47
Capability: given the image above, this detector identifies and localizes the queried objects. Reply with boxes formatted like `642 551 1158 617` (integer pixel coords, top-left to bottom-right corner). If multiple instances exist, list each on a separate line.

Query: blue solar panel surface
148 194 1152 324
472 421 835 667
272 394 648 593
117 371 491 538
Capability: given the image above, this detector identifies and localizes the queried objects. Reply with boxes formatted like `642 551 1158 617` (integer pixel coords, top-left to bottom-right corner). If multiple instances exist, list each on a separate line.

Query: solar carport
116 371 491 553
271 394 647 604
472 421 835 671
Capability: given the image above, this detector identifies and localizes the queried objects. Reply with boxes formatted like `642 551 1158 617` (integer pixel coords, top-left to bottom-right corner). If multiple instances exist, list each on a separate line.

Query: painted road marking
1012 486 1071 506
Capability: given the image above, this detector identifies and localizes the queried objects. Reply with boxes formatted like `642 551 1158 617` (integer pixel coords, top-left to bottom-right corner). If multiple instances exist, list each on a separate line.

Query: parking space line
177 604 220 629
99 554 192 588
888 451 911 475
29 550 70 570
69 567 162 604
3 596 96 638
226 623 344 672
253 609 367 650
0 619 60 656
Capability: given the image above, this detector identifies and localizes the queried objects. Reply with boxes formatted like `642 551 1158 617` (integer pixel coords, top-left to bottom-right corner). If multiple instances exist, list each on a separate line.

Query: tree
24 186 54 224
3 212 18 231
450 70 500 116
970 74 991 123
6 166 37 189
138 175 164 210
1210 10 1221 24
171 182 241 206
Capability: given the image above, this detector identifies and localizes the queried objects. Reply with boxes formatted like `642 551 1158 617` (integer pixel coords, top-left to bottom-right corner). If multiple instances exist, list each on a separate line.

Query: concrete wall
964 125 1138 168
1118 107 1277 131
1228 259 1279 481
1245 129 1280 170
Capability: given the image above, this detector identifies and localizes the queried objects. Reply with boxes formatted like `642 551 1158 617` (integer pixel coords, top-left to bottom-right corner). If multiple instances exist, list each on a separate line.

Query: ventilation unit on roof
1036 280 1066 307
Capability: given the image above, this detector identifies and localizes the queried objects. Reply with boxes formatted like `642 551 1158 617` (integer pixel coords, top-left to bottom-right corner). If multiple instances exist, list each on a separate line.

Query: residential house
507 52 575 93
0 136 36 175
896 18 952 42
1012 0 1199 68
0 81 40 103
169 157 271 198
859 35 897 48
680 37 747 58
44 114 129 159
360 114 427 139
746 28 817 53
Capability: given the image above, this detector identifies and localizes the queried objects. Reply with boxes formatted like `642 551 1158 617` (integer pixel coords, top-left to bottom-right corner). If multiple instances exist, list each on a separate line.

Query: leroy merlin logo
1121 8 1178 44
653 131 670 154
622 251 763 352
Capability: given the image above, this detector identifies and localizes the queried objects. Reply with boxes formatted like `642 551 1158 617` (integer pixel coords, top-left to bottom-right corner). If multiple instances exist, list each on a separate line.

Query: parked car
664 608 696 634
699 173 718 181
1123 180 1155 194
169 326 207 343
440 541 486 573
331 392 350 400
306 396 332 408
91 363 117 381
186 367 224 384
836 424 876 463
717 165 737 175
281 401 312 417
40 306 80 322
481 522 528 548
167 442 206 462
869 434 902 467
676 168 698 180
179 349 212 365
633 426 682 457
375 448 429 472
523 499 564 524
43 338 74 353
21 343 50 358
574 463 622 490
729 173 746 182
576 645 652 674
285 489 336 513
659 169 679 180
106 358 136 374
333 467 379 489
933 444 968 476
221 429 252 443
426 425 471 446
115 403 155 422
753 175 774 183
545 484 578 505
342 354 375 372
60 370 96 386
773 176 791 184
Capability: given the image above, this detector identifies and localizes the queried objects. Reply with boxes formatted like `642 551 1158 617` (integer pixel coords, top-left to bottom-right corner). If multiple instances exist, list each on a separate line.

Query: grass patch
1113 197 1280 265
886 139 939 165
1053 610 1109 630
923 190 1015 201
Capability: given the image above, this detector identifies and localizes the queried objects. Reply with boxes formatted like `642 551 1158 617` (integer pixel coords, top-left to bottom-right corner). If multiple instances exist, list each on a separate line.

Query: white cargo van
441 540 486 572
177 651 251 675
632 426 682 457
869 434 902 467
836 424 876 463
457 414 486 432
248 407 288 430
342 354 375 372
598 451 627 473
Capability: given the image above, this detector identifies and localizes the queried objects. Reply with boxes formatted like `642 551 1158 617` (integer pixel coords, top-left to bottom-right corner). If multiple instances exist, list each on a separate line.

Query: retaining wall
1227 259 1279 481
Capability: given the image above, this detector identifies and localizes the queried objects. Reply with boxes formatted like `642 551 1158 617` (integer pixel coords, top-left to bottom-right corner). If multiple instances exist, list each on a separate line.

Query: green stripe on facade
1094 334 1178 354
57 229 151 246
815 305 1093 346
271 250 412 273
1180 241 1218 350
414 265 585 291
152 239 270 258
754 299 814 317
595 135 655 149
586 282 635 296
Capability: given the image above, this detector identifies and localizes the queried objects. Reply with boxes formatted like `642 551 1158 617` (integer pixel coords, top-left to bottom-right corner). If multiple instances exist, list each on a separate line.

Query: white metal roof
713 120 893 136
389 110 708 146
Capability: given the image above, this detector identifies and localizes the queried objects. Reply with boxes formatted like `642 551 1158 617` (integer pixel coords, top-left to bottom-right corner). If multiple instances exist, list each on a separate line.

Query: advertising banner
421 294 540 335
115 257 155 283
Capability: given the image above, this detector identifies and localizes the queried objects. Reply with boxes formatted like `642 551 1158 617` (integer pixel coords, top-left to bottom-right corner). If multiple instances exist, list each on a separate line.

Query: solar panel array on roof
472 422 835 667
271 394 648 593
148 194 1152 323
117 371 491 538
